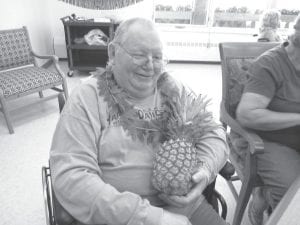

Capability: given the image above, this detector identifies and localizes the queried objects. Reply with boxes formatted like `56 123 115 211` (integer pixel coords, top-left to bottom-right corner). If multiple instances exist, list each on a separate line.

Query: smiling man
109 20 164 99
50 17 229 225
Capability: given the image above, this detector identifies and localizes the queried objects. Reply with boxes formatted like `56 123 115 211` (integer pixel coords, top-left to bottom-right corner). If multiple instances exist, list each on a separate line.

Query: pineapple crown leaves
160 84 219 144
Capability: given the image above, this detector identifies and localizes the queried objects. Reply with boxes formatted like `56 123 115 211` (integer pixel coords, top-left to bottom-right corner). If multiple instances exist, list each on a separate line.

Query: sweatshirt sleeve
195 126 229 183
49 86 163 225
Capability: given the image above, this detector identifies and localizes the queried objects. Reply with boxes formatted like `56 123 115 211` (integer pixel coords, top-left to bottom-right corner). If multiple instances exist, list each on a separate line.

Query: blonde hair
258 10 281 41
259 10 281 31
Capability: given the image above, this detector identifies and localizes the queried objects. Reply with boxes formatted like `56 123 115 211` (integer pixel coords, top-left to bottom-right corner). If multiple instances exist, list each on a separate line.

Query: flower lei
96 69 218 147
96 69 181 146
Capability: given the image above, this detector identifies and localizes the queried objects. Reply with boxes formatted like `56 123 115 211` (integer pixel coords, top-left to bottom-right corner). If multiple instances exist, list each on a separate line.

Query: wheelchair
42 93 235 225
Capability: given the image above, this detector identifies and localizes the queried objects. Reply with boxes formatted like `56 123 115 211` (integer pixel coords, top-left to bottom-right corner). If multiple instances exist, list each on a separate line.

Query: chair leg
0 94 14 134
226 179 239 201
232 154 257 225
39 91 44 98
232 177 253 225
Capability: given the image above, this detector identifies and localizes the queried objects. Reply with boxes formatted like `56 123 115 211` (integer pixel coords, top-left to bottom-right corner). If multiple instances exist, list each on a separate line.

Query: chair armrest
31 50 59 62
220 102 264 155
31 50 66 79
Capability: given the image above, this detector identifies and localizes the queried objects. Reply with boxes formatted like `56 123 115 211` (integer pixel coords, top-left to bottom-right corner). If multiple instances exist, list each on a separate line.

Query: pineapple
152 138 198 195
151 87 217 196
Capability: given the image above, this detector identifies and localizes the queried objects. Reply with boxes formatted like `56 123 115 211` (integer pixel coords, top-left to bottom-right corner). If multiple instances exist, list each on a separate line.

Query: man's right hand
161 210 192 225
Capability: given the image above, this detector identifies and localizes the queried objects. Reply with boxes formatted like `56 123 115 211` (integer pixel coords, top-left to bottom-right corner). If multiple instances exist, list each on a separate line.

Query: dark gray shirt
244 42 300 150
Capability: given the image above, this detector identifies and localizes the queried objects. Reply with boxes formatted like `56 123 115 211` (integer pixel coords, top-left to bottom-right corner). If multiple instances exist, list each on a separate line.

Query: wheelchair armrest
42 166 75 225
220 102 264 155
219 161 235 180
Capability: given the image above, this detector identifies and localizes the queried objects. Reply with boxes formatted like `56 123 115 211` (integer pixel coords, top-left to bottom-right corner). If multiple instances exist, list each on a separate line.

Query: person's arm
237 92 300 131
195 126 229 183
236 56 300 131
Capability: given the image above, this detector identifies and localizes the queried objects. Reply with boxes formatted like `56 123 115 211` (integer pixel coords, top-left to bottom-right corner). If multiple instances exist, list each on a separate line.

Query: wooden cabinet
61 16 115 77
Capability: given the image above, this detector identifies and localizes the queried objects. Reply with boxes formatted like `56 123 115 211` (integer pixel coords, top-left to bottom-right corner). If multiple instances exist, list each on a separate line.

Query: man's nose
143 55 154 70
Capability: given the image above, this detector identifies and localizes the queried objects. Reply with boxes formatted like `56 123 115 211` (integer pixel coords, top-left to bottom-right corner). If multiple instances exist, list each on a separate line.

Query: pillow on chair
226 57 253 178
228 131 249 177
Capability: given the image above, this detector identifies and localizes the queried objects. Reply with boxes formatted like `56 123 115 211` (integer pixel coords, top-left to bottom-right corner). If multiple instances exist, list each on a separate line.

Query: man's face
111 24 164 99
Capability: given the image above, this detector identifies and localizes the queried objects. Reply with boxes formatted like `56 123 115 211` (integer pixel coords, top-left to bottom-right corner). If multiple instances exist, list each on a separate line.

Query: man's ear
108 42 116 60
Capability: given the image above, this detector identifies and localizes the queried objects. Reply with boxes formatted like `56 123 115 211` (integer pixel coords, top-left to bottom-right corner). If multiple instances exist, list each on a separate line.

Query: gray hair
112 17 156 44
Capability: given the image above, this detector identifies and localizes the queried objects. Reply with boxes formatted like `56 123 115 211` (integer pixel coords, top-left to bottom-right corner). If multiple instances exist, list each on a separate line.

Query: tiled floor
0 61 252 225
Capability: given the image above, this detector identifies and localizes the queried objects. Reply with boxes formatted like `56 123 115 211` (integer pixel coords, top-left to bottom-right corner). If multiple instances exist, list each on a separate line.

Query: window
276 0 300 29
154 0 210 26
153 0 300 61
154 0 300 29
211 0 262 28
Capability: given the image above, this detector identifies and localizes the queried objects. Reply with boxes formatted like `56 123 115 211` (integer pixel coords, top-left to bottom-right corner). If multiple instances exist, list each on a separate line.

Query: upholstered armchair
218 42 279 225
0 26 69 134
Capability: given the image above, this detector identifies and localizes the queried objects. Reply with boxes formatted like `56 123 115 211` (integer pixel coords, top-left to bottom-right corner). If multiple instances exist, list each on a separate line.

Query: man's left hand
158 168 210 208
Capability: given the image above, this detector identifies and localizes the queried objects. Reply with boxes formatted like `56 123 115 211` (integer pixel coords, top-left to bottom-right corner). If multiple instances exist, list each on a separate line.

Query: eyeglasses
116 43 168 68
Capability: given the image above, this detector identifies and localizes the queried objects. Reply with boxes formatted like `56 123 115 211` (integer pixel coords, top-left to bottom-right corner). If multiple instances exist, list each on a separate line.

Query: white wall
0 0 53 65
48 0 153 38
0 0 154 61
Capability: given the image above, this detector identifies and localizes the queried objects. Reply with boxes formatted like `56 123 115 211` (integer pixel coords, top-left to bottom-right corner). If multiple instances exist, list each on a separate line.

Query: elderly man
50 17 229 225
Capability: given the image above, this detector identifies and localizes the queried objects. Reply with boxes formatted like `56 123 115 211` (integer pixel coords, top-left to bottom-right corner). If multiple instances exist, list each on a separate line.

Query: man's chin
130 85 156 98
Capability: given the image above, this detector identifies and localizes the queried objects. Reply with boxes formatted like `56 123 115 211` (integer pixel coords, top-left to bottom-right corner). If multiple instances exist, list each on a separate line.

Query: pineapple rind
152 138 197 196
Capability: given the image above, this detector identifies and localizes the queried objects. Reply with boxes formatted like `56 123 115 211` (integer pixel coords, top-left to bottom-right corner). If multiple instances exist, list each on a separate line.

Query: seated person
50 17 229 225
236 14 300 225
257 9 282 42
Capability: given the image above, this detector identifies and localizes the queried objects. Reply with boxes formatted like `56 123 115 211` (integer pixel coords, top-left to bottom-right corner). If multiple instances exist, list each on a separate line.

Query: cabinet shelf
61 16 116 76
67 44 108 50
63 21 113 27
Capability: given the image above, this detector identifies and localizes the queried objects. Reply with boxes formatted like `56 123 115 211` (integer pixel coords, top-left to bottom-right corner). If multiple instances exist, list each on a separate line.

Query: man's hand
161 210 192 225
158 168 210 208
